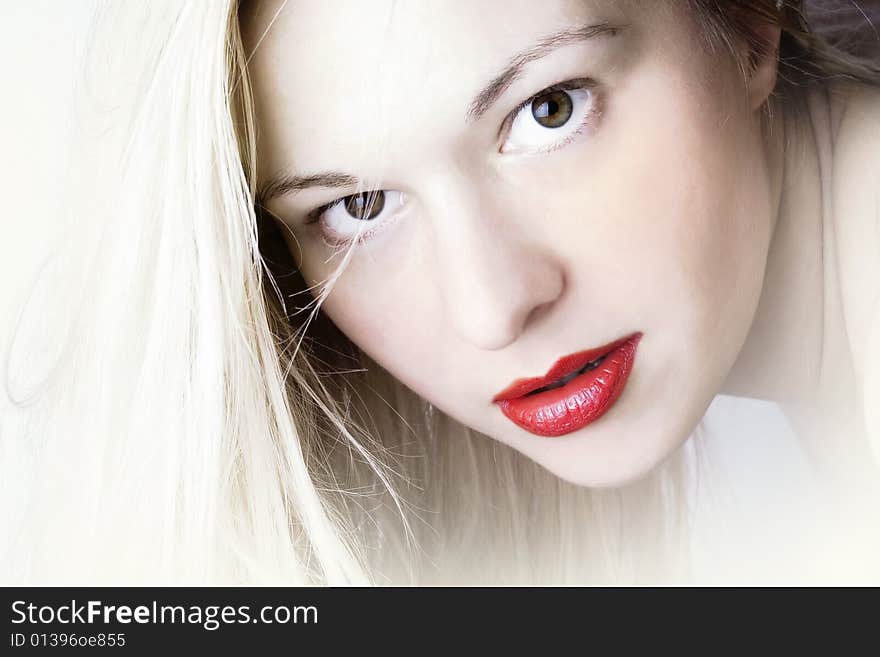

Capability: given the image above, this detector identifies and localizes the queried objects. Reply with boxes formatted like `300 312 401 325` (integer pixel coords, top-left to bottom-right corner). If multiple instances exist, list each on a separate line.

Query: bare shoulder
828 82 880 385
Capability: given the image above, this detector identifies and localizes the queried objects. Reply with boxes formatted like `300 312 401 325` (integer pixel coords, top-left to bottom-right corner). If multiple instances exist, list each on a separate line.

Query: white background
0 1 93 363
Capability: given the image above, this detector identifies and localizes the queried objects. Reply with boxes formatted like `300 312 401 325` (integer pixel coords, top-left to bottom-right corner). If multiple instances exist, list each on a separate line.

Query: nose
426 184 566 351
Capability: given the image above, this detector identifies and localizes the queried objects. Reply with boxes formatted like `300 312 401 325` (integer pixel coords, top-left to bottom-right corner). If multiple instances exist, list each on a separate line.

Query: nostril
521 299 555 333
435 220 566 350
519 263 566 335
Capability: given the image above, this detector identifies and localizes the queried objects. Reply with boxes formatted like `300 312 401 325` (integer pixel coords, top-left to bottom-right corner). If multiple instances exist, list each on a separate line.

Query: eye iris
344 191 385 220
531 90 573 128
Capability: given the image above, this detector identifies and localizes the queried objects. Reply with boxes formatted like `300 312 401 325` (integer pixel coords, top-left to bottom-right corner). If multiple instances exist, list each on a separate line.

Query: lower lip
496 334 642 437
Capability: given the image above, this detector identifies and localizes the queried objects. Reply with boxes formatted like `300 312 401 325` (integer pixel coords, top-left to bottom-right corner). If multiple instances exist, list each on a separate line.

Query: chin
542 457 666 489
512 418 694 490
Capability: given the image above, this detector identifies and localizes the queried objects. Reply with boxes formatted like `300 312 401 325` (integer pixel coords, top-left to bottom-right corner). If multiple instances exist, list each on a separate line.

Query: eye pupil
531 90 573 128
344 191 385 220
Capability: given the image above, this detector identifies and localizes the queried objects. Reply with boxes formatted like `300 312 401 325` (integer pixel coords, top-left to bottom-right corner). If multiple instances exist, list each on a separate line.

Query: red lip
492 332 642 437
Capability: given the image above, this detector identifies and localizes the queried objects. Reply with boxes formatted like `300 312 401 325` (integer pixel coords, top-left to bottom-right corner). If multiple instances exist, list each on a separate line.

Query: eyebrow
256 171 359 205
467 21 625 121
256 20 626 204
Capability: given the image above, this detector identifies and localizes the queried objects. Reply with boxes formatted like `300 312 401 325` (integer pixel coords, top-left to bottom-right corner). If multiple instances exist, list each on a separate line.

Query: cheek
632 107 771 351
535 73 772 362
309 245 447 394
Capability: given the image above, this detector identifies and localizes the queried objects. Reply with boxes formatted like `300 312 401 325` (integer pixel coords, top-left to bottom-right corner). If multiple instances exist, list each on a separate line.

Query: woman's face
244 0 775 487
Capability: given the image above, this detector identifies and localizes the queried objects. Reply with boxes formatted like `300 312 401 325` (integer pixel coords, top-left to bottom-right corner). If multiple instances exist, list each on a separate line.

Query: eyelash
500 77 599 152
306 77 601 241
305 201 336 225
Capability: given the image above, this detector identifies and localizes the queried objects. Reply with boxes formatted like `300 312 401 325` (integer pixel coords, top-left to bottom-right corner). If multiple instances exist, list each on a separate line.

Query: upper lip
492 332 641 402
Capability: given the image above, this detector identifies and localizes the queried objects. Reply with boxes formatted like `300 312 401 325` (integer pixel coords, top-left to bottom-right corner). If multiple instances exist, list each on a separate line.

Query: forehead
241 1 668 178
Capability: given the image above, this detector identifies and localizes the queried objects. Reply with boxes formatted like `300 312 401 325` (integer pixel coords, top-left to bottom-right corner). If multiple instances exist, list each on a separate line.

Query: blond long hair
2 0 877 585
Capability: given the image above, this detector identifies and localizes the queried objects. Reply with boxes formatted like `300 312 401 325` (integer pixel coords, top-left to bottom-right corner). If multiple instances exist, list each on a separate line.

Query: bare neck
720 88 851 406
720 87 878 486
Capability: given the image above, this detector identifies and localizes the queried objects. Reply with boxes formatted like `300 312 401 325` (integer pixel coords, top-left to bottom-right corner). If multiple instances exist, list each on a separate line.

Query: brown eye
531 90 573 128
314 190 406 244
343 191 385 220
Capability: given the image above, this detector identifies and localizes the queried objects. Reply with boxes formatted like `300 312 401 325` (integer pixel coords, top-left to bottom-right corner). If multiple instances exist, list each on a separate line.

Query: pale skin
243 0 879 487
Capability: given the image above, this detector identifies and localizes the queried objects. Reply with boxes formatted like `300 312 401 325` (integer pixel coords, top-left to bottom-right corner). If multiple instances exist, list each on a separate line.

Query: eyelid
498 77 596 142
305 197 343 225
305 189 387 225
306 79 596 222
